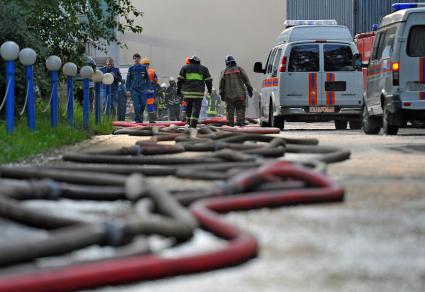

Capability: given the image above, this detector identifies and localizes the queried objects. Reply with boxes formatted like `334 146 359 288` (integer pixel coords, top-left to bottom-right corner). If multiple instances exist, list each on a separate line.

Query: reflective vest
206 95 219 115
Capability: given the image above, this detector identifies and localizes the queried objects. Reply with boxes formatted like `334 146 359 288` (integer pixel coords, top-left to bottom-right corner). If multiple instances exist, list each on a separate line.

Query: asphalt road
97 122 425 292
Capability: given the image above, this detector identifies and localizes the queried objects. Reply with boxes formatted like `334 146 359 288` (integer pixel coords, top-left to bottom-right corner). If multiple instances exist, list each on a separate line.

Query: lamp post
1 41 20 134
18 48 37 131
102 73 114 116
91 70 104 125
80 65 94 129
45 55 62 128
62 62 78 128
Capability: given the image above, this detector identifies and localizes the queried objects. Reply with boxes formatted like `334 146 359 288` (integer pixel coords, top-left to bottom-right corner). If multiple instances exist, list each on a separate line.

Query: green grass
0 103 114 164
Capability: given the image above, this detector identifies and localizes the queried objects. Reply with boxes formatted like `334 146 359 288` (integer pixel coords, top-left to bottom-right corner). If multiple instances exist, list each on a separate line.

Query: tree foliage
0 0 143 114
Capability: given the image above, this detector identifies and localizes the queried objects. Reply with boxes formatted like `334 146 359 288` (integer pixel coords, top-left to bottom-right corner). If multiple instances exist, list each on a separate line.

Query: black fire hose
0 167 127 186
285 144 351 164
0 174 198 268
62 154 226 165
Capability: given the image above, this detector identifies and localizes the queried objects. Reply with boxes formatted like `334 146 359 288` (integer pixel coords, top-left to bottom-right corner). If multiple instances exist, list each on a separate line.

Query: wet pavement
2 122 425 291
95 122 425 292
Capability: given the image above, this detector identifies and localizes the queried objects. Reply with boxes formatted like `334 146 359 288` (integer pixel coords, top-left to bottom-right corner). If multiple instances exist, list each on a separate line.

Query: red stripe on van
313 73 317 105
420 58 425 100
326 73 336 105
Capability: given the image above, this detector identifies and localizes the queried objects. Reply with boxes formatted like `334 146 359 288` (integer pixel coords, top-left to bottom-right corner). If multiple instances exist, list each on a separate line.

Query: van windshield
407 26 425 57
324 44 354 71
288 44 319 72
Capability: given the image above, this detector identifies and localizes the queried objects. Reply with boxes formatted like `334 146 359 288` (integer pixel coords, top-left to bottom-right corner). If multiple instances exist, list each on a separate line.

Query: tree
0 0 143 114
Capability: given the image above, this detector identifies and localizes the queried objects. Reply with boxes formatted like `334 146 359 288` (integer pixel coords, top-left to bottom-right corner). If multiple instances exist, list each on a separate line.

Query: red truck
354 31 375 95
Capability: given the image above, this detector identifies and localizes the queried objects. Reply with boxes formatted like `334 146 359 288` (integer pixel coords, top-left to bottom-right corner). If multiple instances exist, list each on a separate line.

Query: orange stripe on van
313 73 318 105
262 77 279 88
420 57 425 100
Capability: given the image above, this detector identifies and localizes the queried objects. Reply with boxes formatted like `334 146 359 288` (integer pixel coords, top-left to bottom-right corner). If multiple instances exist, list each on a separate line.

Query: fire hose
0 124 351 291
0 161 344 292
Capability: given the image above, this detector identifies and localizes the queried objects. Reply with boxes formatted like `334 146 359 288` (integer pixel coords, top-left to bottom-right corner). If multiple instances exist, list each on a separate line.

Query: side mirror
353 53 362 71
254 62 265 74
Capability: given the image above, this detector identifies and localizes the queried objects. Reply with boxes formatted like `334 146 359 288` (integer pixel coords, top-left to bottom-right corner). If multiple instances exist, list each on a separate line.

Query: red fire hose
0 161 344 292
112 121 187 127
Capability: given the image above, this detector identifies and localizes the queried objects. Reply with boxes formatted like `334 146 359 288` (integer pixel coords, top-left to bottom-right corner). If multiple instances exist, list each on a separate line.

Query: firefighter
142 58 158 123
157 83 168 120
206 88 221 117
219 55 253 127
126 53 150 123
177 55 213 128
166 77 180 121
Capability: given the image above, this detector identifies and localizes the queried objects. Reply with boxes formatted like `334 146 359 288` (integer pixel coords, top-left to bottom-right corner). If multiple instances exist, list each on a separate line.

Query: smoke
120 0 286 91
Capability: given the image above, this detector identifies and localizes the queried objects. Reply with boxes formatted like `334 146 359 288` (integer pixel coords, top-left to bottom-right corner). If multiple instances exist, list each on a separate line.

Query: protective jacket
206 93 221 115
126 64 149 92
166 82 180 105
219 65 253 101
177 64 212 99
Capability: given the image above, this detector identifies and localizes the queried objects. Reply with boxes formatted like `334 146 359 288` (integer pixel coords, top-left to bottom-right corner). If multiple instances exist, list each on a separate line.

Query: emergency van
254 20 364 130
361 3 425 135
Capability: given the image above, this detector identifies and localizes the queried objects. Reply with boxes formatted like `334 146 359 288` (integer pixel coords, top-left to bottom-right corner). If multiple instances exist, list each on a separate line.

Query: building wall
286 0 425 35
119 0 286 90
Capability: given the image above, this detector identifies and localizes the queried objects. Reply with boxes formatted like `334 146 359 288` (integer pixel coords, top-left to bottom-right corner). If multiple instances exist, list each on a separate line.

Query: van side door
284 44 322 108
261 47 281 116
366 30 387 114
323 43 363 108
401 17 425 106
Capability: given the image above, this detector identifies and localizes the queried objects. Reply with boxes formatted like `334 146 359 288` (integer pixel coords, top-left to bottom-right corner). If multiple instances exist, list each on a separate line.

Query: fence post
102 73 114 117
19 48 37 131
1 41 20 134
91 70 104 125
46 56 62 129
63 62 78 128
80 66 94 130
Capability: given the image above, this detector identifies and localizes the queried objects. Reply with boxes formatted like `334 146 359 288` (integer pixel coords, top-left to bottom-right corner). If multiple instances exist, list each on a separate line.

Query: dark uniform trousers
185 98 203 127
226 99 246 126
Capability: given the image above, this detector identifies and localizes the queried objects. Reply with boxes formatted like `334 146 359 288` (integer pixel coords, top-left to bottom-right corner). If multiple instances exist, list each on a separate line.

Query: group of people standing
101 53 253 127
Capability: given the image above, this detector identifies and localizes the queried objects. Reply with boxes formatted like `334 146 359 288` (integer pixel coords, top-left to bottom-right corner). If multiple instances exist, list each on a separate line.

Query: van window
266 48 278 74
381 27 397 59
371 32 384 61
407 26 425 57
324 44 354 71
288 45 320 72
271 48 283 76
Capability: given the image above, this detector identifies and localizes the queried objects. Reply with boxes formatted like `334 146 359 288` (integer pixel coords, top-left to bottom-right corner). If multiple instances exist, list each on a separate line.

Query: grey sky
120 0 286 89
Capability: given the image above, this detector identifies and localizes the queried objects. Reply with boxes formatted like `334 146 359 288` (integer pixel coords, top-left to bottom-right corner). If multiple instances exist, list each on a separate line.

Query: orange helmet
142 58 151 65
185 57 190 64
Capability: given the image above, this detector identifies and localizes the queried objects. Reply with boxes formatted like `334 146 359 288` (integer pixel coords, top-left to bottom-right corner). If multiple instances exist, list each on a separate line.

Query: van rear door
400 15 425 106
284 44 322 108
323 43 363 108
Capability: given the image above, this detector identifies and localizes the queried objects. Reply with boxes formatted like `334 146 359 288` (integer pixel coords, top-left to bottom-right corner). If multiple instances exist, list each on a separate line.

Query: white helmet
169 77 175 82
161 83 167 88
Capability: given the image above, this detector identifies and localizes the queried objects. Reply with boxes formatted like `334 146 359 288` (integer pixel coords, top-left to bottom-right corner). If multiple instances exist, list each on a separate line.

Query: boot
148 112 156 123
189 119 198 128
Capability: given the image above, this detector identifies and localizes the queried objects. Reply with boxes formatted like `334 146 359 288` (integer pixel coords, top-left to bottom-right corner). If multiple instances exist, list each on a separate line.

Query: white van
362 4 425 135
254 20 364 130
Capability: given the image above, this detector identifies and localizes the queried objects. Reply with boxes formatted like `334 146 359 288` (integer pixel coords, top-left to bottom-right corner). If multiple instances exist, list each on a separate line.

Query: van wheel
334 120 348 130
362 105 381 134
349 120 362 130
273 116 285 130
383 107 399 135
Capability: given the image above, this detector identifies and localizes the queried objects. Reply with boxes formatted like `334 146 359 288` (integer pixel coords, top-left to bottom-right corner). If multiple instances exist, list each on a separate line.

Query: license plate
408 82 425 92
309 106 335 113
